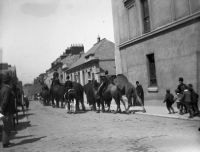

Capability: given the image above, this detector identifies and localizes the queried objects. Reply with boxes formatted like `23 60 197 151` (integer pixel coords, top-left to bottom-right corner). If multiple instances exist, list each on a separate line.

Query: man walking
0 73 15 148
136 81 144 105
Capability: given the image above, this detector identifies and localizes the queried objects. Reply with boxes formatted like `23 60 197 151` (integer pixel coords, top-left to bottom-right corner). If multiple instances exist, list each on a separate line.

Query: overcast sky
0 0 114 84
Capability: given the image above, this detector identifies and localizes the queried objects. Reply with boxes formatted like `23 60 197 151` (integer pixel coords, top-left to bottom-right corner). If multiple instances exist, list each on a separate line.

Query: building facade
65 38 116 86
43 45 84 88
111 0 200 101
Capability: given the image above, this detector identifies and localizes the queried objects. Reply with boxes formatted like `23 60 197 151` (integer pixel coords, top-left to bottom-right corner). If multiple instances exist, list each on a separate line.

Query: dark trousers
166 102 174 113
192 102 199 114
177 102 187 114
184 102 194 117
2 114 12 145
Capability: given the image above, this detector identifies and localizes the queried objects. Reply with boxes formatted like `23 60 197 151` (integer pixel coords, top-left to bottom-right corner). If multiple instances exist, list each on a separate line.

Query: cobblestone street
1 101 200 152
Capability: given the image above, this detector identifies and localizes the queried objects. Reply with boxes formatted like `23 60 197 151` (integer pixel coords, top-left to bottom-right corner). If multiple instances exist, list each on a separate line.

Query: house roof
68 38 115 70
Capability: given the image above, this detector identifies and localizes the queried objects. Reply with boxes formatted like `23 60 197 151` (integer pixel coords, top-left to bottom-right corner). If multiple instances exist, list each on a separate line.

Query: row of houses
38 37 116 88
0 63 23 93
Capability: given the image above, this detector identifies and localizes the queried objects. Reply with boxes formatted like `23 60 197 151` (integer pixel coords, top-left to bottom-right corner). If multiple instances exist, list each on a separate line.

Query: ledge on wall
147 86 159 93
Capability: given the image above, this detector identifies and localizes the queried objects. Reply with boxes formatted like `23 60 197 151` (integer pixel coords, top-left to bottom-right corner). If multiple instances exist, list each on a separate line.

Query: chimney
97 35 100 43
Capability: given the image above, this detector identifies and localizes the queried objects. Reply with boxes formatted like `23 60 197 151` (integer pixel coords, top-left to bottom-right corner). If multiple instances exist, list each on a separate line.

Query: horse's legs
105 98 111 112
80 99 86 111
51 96 55 107
120 97 126 112
75 99 80 111
125 96 133 114
55 98 59 108
61 98 64 108
96 98 100 113
67 99 71 113
113 97 121 114
101 99 105 112
93 100 96 111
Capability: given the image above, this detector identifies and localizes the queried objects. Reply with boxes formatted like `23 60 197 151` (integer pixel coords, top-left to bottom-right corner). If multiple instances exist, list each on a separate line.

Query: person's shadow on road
11 136 46 147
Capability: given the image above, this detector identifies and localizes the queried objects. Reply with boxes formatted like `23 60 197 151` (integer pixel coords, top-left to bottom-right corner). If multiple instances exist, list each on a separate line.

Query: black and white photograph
0 0 200 151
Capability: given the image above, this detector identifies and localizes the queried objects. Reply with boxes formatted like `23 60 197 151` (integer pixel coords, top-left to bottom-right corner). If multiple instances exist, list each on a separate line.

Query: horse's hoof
143 109 146 113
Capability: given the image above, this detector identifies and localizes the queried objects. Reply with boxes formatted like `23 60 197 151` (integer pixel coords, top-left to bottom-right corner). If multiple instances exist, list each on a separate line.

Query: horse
12 84 26 127
64 81 86 113
84 80 105 113
84 81 97 111
40 86 51 106
50 82 65 108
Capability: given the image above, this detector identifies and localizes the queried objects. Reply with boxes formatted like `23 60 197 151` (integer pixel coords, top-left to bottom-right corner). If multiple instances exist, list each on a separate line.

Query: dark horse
50 82 65 108
40 85 51 106
12 84 25 127
101 74 146 113
64 81 86 113
84 81 97 111
84 80 105 112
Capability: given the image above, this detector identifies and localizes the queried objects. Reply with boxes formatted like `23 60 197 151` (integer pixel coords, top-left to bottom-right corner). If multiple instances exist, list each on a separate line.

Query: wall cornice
119 11 200 50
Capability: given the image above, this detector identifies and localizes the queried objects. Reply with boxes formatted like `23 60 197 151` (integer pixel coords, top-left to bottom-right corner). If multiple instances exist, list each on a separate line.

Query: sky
0 0 114 84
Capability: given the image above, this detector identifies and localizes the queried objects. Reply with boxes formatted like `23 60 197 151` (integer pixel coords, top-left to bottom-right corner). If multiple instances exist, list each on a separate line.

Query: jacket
182 89 192 103
0 84 16 115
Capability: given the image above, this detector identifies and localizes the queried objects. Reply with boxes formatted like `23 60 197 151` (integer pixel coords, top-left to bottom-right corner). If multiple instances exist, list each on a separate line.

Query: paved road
1 101 200 152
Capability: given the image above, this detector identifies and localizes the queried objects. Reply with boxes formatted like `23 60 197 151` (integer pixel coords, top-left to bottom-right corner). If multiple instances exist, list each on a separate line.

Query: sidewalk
108 99 200 121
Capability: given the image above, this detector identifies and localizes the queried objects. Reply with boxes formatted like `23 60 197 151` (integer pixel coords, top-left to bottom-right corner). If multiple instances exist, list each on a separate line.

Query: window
146 53 157 86
141 0 150 33
123 0 135 9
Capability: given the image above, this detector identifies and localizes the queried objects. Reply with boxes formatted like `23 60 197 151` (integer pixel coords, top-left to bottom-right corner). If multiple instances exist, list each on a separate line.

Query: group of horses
40 74 146 114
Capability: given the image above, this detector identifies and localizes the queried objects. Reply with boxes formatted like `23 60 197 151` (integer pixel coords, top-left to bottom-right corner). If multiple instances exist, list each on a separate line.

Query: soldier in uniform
50 71 60 94
64 75 73 112
51 72 60 86
97 70 110 97
64 75 73 91
0 73 15 148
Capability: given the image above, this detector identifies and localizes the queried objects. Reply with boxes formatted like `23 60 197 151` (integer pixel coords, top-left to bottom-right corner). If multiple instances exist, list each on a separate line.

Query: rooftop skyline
0 0 114 84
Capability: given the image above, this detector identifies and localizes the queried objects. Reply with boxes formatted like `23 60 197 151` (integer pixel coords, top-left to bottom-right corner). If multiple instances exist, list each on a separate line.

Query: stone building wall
111 0 200 102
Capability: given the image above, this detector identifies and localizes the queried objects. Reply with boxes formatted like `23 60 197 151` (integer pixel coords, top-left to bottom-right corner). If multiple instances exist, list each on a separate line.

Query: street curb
135 112 200 121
